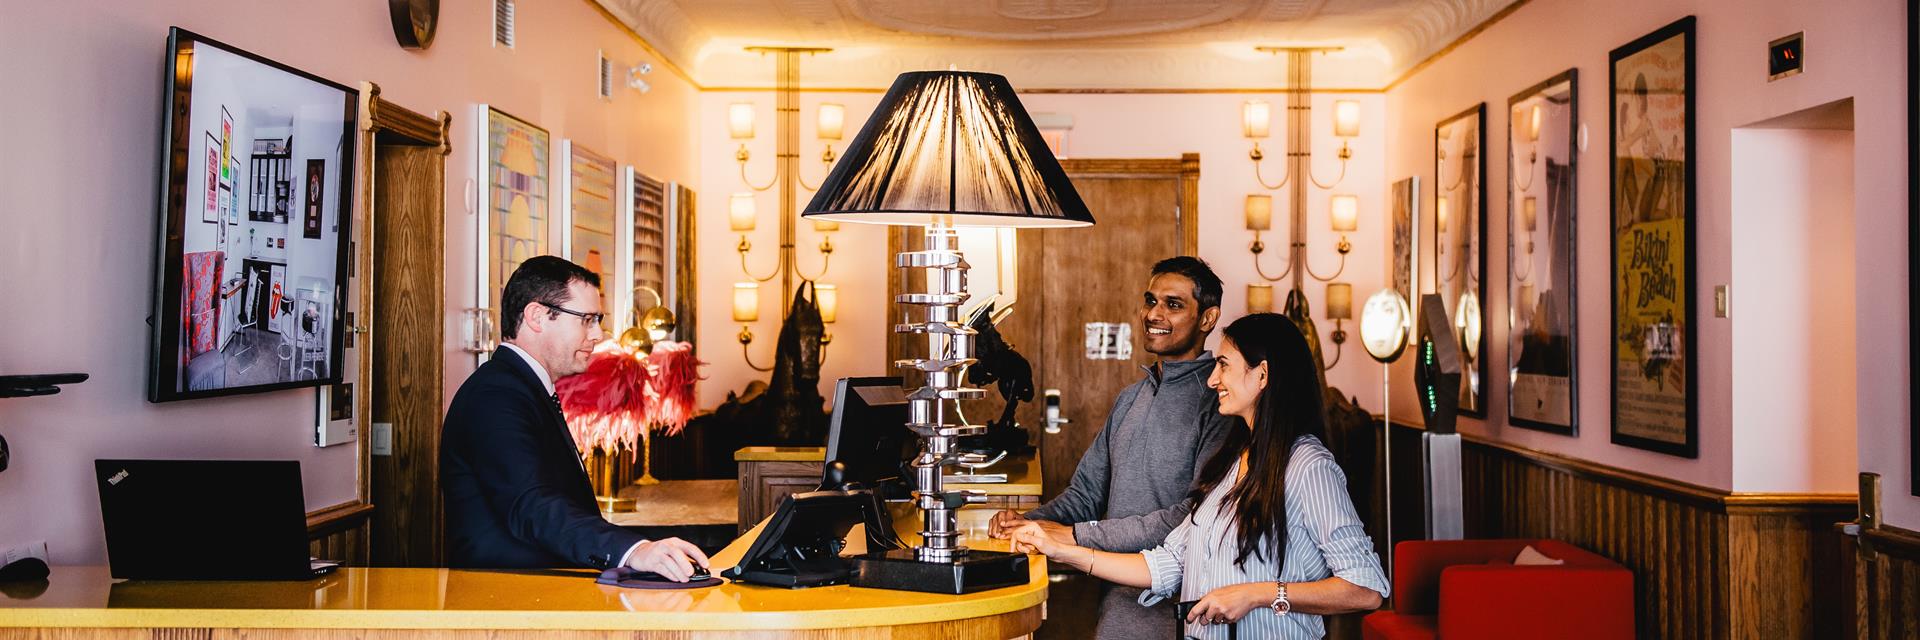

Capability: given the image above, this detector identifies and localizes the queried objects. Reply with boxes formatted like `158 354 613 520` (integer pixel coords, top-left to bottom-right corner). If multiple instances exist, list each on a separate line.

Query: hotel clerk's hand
988 509 1027 538
626 537 710 582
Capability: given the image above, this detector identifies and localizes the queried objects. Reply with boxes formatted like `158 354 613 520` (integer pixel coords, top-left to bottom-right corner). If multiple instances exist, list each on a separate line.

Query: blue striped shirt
1138 435 1390 639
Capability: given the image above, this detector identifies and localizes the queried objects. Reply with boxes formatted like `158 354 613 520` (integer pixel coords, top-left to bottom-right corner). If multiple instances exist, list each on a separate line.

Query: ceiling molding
590 0 1520 91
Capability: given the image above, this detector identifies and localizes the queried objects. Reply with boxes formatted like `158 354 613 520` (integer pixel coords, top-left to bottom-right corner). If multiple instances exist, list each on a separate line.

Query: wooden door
364 91 449 567
888 155 1199 502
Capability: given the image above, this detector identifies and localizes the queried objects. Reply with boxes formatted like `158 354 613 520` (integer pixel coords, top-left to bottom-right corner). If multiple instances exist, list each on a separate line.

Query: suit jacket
440 346 643 569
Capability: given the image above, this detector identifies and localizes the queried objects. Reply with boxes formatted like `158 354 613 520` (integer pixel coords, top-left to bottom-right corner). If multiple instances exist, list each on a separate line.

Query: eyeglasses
541 302 605 329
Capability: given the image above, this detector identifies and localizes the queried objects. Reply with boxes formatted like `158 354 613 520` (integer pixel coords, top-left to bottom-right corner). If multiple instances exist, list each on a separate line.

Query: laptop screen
95 459 313 580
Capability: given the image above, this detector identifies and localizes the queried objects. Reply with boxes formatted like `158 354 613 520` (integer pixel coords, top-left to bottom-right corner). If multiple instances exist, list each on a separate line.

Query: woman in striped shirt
1011 313 1389 639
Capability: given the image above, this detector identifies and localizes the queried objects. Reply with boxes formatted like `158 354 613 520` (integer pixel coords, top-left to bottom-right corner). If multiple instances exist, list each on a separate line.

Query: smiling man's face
1140 273 1218 360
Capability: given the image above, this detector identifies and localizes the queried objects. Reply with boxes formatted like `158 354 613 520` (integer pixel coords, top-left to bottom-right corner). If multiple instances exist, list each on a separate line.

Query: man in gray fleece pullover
990 256 1236 640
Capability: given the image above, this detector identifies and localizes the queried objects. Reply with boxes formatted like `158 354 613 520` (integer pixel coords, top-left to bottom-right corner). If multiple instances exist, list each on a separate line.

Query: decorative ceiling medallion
994 0 1108 21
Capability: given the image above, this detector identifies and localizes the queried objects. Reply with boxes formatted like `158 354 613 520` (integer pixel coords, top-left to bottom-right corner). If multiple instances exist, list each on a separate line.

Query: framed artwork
302 159 325 239
202 133 222 223
1609 17 1696 457
561 140 618 313
628 168 668 328
475 104 550 349
1434 103 1488 417
1391 177 1420 311
1508 69 1579 435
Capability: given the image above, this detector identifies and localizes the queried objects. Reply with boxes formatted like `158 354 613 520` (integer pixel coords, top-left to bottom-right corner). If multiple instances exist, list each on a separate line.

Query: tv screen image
147 28 357 402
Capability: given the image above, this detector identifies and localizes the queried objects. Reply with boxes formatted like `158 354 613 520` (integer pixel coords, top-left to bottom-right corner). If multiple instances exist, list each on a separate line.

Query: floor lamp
802 69 1094 594
1359 289 1412 578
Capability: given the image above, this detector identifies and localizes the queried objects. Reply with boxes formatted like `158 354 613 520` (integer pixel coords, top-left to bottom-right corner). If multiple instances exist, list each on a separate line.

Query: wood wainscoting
306 501 374 566
1845 523 1920 639
1384 423 1857 639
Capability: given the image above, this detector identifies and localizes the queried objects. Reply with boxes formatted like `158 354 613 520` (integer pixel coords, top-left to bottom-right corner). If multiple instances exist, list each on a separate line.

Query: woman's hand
1184 582 1274 625
1008 521 1072 559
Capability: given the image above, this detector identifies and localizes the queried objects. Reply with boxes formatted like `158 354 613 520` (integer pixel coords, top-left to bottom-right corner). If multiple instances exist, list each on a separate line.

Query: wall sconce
734 191 833 282
1324 282 1352 369
733 282 770 371
1242 99 1272 140
817 103 844 166
814 283 837 344
1514 196 1538 282
1247 282 1274 314
1247 192 1355 283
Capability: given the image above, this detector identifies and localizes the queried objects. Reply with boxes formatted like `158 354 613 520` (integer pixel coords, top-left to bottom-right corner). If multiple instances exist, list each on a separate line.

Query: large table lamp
803 69 1093 593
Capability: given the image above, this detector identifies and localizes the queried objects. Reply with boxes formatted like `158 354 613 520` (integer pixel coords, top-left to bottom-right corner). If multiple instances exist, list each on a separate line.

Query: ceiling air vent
598 51 614 99
493 0 515 49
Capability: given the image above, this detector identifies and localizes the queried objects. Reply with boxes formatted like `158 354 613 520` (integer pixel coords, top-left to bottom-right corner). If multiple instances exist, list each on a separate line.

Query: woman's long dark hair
1185 313 1327 567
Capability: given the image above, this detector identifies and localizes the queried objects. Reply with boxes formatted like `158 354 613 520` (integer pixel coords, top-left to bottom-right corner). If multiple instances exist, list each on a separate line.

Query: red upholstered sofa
1361 539 1634 640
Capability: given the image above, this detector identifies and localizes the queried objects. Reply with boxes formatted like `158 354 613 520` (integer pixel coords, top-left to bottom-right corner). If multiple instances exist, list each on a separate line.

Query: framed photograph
560 140 618 313
1508 69 1579 435
1391 176 1420 313
202 133 222 223
474 104 550 354
302 159 324 239
1434 103 1488 417
1609 16 1696 457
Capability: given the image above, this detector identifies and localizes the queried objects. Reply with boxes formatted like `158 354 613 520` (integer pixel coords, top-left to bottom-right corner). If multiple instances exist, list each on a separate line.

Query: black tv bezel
146 27 359 403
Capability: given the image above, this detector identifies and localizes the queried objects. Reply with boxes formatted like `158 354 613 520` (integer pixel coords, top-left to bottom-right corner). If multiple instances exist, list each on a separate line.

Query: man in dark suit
441 256 708 580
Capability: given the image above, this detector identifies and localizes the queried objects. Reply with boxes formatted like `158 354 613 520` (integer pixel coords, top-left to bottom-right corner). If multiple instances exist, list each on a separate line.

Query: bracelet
1270 582 1291 616
1085 549 1099 577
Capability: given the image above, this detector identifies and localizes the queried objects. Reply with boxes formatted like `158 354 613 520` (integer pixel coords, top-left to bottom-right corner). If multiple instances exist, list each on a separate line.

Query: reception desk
0 508 1045 638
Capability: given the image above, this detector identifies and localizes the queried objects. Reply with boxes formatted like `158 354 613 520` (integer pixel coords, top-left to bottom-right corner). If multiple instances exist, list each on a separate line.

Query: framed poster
202 133 222 223
1434 103 1488 417
1508 69 1579 435
1391 176 1420 315
474 105 550 348
1609 17 1696 457
561 140 618 313
302 159 325 239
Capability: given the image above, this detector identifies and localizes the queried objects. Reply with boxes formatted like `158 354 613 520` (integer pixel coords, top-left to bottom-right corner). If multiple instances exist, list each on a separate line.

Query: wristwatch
1270 582 1291 616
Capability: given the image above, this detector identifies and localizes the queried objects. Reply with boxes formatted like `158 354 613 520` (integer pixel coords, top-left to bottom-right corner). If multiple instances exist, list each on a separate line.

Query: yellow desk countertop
0 509 1046 636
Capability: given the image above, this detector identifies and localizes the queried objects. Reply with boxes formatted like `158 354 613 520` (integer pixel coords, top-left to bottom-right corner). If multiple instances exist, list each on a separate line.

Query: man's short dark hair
1150 256 1222 311
500 256 600 340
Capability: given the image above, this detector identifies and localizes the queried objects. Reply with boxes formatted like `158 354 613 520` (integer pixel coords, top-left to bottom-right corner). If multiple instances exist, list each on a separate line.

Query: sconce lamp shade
1329 194 1359 232
802 70 1093 229
1244 194 1273 231
1242 100 1272 139
1527 104 1543 142
814 284 838 323
1246 283 1274 314
817 103 845 140
1359 288 1412 363
1333 100 1361 138
728 103 755 139
1436 196 1450 233
1326 282 1353 320
1521 196 1539 232
729 193 757 232
732 283 759 322
811 218 840 232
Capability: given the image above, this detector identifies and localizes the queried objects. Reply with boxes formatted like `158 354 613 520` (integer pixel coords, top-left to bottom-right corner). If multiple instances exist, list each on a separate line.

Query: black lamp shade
802 71 1093 228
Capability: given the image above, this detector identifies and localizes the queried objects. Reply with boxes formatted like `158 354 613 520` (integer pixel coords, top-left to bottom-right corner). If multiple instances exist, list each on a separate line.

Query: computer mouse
691 565 710 579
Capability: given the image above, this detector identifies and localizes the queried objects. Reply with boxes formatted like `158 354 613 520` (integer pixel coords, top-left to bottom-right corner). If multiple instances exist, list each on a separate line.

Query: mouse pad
596 567 723 590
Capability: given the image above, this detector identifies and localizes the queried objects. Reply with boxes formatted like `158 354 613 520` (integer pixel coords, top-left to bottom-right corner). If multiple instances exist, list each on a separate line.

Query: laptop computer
95 459 339 580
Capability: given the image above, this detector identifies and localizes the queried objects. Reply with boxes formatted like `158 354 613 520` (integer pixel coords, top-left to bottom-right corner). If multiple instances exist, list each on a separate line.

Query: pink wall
692 89 1392 421
1383 0 1910 526
0 0 699 564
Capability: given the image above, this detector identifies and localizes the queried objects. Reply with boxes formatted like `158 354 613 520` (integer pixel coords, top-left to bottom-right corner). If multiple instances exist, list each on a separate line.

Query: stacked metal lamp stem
894 222 990 559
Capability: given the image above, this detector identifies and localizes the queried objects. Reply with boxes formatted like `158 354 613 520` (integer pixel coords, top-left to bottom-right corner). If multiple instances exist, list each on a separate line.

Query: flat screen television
147 28 358 402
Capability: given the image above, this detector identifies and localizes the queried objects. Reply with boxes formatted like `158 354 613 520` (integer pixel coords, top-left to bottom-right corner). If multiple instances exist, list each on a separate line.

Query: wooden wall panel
1851 525 1920 640
307 502 374 566
1395 423 1855 640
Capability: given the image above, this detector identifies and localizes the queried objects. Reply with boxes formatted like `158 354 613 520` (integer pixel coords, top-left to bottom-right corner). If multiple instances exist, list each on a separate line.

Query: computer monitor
823 377 913 497
720 489 901 588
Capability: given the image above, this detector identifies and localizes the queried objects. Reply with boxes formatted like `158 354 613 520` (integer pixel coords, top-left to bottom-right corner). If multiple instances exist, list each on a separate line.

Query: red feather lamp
556 339 705 508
